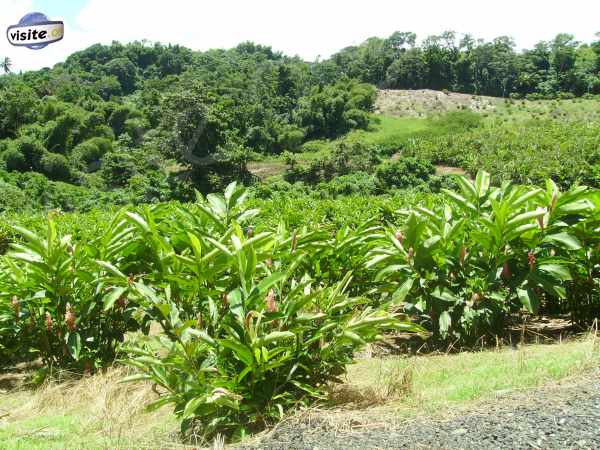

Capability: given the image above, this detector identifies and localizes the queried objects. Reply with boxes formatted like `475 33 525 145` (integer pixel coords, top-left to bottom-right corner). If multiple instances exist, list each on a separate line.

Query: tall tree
1 57 12 74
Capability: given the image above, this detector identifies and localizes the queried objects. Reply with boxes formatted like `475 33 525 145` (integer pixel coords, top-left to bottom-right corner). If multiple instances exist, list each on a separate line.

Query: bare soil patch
247 161 287 180
376 89 500 117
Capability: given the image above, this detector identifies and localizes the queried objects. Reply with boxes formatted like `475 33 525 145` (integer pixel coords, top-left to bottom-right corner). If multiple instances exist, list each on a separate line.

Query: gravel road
240 375 600 450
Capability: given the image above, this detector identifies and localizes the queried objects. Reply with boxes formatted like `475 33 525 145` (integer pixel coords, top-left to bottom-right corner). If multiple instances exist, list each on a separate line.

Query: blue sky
2 0 600 73
32 0 87 24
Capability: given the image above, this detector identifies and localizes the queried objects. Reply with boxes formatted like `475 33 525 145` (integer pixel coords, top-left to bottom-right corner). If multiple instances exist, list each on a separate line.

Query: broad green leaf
517 288 539 313
538 264 572 282
66 332 82 361
103 286 127 311
439 311 451 337
542 233 582 250
391 278 414 304
220 339 254 366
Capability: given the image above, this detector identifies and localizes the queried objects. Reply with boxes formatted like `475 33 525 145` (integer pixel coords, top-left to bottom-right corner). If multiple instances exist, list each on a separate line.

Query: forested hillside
331 31 600 97
0 41 375 211
1 31 600 214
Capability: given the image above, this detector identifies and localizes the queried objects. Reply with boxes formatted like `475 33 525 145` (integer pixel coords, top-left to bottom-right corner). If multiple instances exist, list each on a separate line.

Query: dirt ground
375 89 500 117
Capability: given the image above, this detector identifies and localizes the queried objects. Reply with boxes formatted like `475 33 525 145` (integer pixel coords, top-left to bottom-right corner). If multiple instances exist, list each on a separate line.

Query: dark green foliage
332 31 600 97
100 151 138 186
3 148 27 172
40 153 71 181
108 106 131 138
0 81 39 139
104 57 138 94
0 40 379 207
71 137 113 170
375 158 435 189
295 80 376 139
13 137 46 171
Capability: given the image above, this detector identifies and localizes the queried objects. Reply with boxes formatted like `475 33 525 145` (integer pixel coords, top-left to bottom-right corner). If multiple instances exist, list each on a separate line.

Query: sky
1 0 600 72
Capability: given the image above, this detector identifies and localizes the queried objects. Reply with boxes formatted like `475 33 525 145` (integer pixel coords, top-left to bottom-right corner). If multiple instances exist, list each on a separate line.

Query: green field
2 33 600 447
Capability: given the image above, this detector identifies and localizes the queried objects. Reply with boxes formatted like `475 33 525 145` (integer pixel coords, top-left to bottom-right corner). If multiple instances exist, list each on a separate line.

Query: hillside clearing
375 89 500 117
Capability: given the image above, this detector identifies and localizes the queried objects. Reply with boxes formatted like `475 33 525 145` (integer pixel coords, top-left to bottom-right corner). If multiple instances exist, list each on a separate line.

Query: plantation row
1 172 599 440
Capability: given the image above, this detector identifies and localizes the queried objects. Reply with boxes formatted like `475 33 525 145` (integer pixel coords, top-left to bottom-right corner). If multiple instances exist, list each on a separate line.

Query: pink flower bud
528 251 537 272
394 230 405 245
11 296 19 320
459 246 468 266
65 303 77 331
45 312 53 332
266 289 278 313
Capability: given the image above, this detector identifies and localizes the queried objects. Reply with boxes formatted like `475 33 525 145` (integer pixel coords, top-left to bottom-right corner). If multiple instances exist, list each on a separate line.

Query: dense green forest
333 31 600 96
1 31 600 214
0 40 375 211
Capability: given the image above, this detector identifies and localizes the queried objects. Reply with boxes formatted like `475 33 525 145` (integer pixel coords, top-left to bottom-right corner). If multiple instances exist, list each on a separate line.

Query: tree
0 82 39 138
1 57 11 74
104 57 137 94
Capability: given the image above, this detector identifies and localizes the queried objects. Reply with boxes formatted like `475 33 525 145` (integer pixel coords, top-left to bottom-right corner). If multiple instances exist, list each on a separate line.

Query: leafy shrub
426 110 482 134
316 171 379 197
250 180 308 199
100 151 138 186
0 181 29 213
72 137 113 171
116 183 417 442
558 92 576 100
375 158 435 189
40 152 71 181
403 119 600 189
369 171 600 343
3 148 27 172
13 137 46 171
0 217 149 369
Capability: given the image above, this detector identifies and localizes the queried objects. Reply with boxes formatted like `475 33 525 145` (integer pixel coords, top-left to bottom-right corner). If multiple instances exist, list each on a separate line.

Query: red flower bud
266 289 278 313
528 251 537 272
45 312 53 332
222 293 229 307
394 230 405 245
11 296 20 320
65 303 77 331
502 261 512 280
407 247 414 260
265 258 273 269
459 246 468 266
116 296 128 309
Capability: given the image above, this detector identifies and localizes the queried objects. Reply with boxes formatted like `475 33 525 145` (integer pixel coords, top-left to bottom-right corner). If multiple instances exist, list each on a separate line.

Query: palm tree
1 57 12 74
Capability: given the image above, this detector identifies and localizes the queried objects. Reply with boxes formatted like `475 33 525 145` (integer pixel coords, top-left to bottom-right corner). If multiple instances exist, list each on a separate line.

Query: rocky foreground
241 373 600 450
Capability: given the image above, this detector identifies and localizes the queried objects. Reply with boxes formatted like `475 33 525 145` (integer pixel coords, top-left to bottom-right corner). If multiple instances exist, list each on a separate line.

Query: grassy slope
1 336 598 449
249 93 600 181
345 334 599 418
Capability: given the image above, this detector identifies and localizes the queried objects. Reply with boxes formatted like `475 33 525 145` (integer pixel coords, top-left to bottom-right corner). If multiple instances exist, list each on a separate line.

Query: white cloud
2 0 600 72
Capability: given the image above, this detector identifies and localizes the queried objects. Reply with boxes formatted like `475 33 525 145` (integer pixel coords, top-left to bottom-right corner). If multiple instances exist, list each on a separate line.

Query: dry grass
1 332 598 449
0 367 182 449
